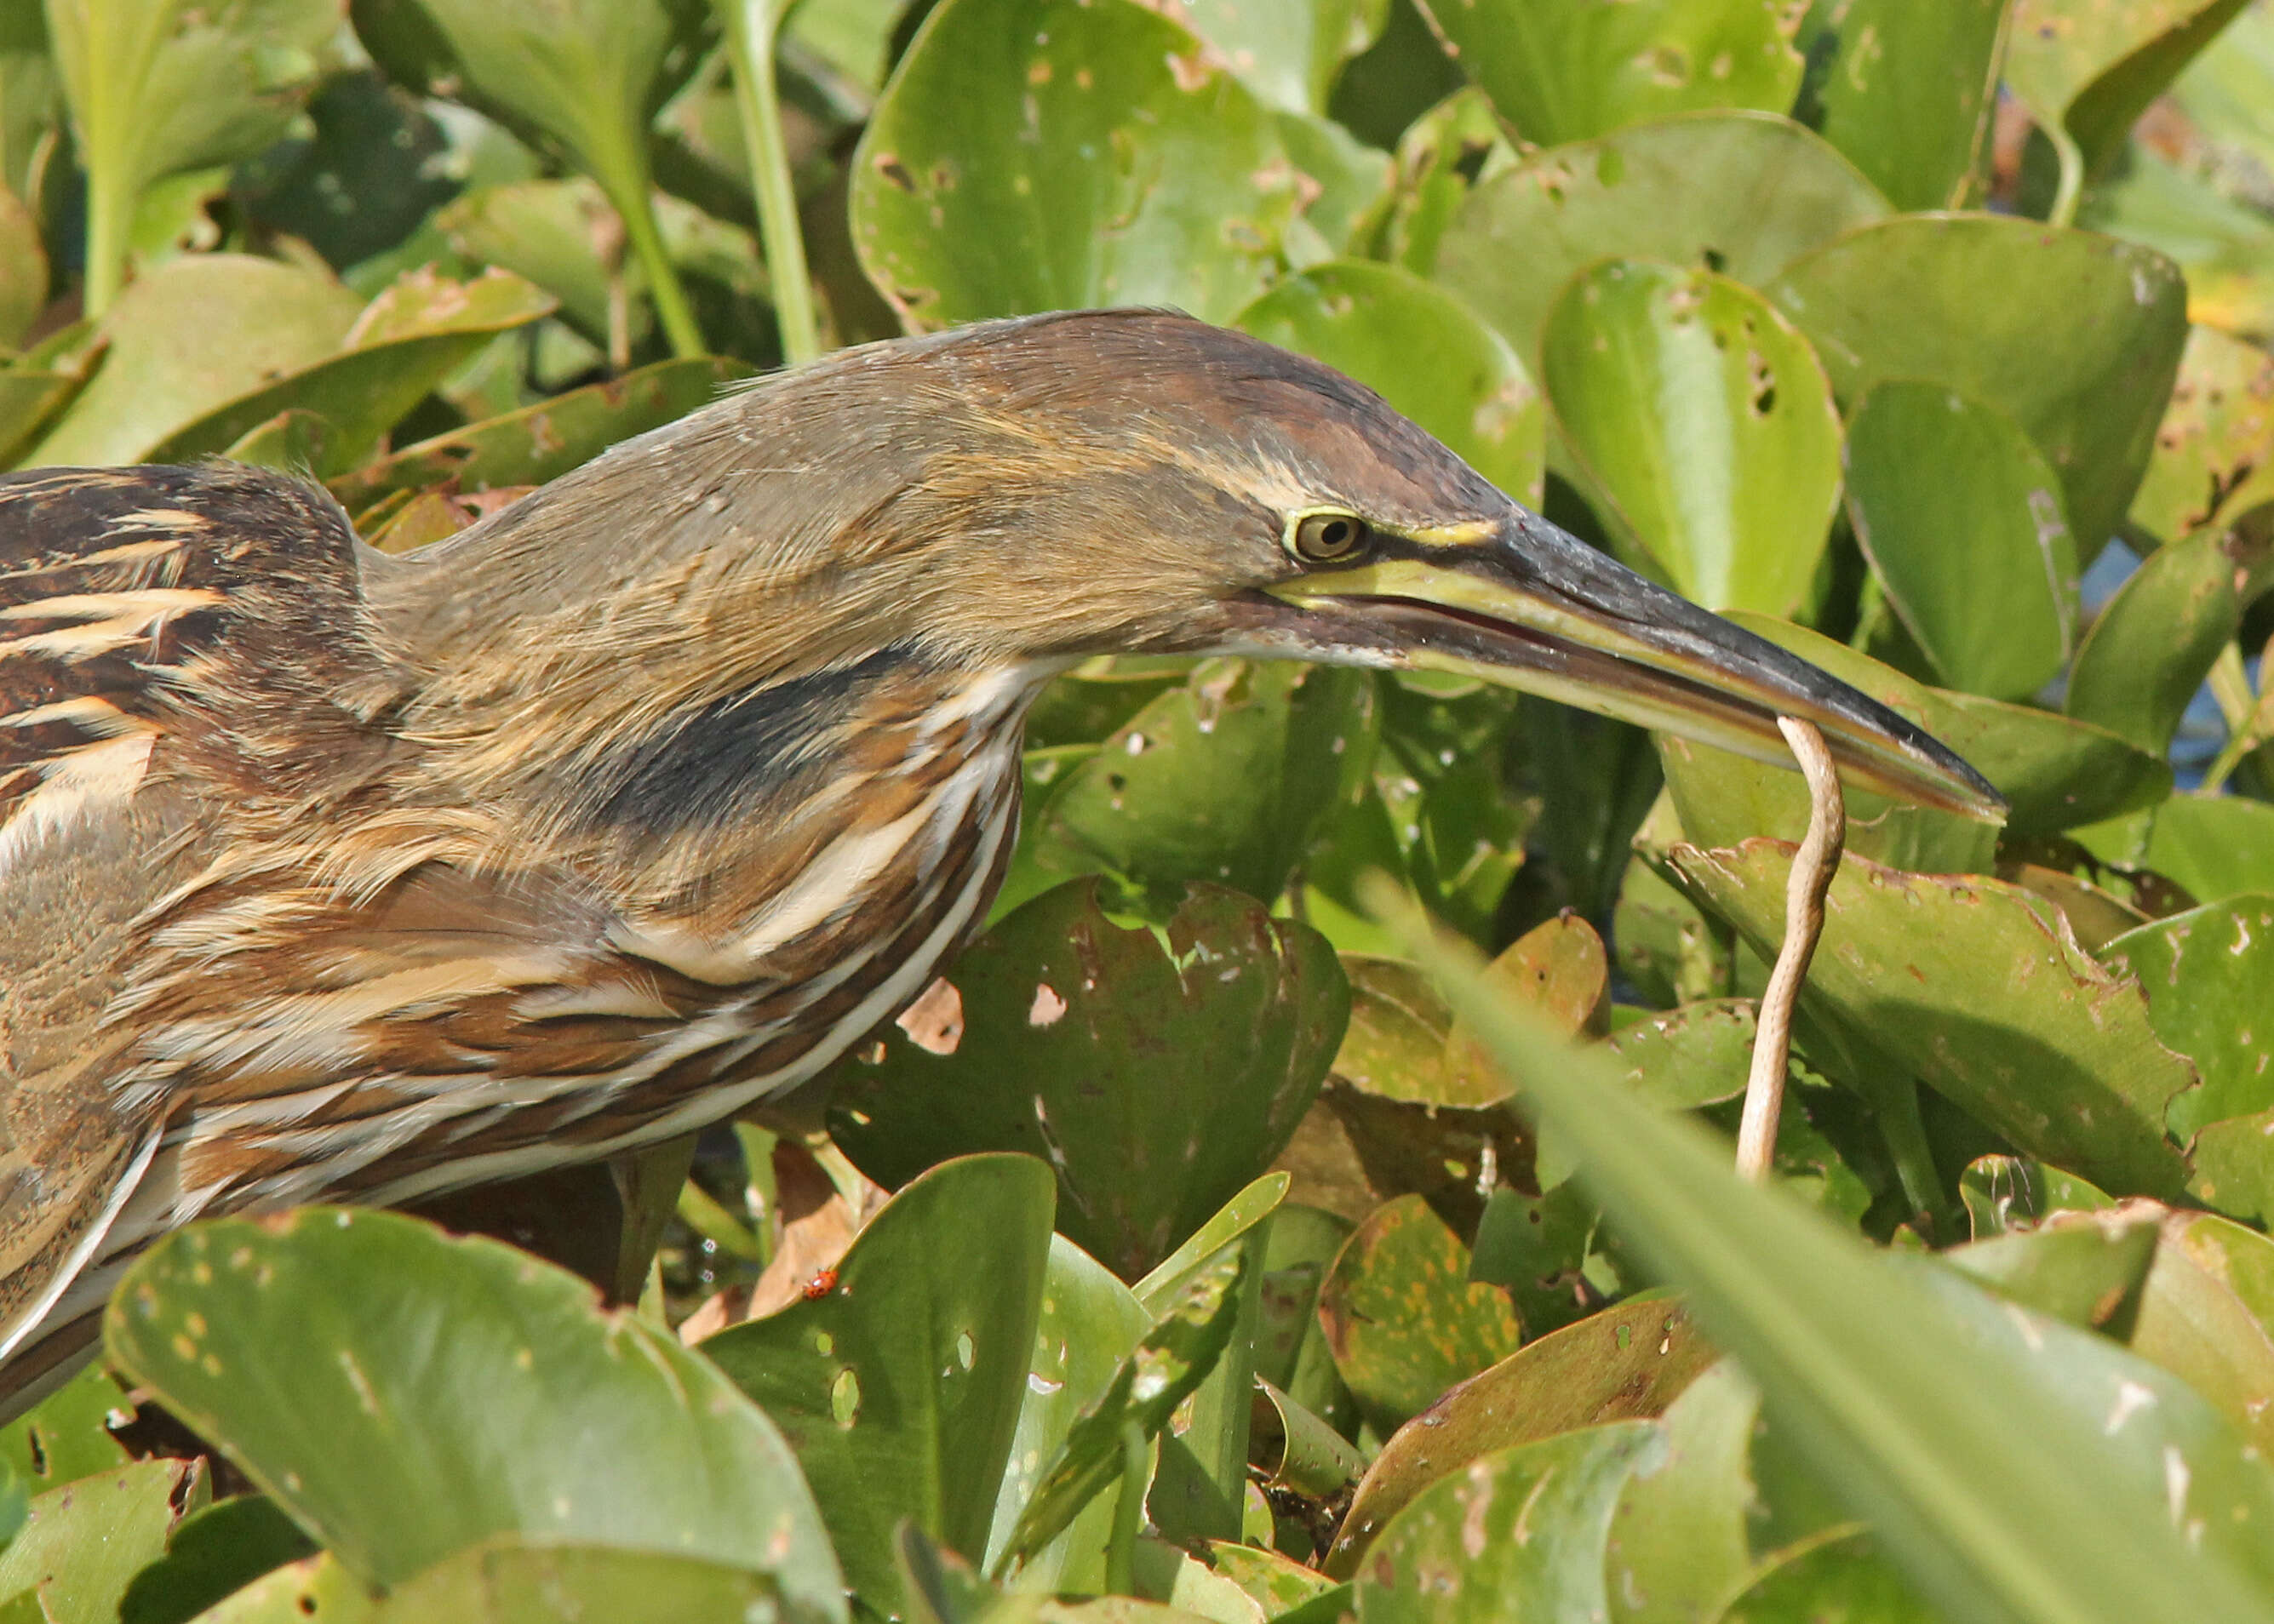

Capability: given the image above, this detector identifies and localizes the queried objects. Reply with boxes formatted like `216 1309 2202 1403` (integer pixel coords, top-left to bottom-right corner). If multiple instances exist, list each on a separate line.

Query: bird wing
0 464 392 1374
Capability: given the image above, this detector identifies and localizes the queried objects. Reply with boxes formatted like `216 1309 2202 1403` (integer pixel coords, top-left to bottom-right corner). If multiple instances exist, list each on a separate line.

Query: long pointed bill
1264 508 2005 821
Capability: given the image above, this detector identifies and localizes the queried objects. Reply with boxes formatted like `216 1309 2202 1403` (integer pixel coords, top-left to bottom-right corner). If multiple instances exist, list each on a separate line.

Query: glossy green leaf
329 357 742 511
1959 1155 2115 1239
1603 1361 1761 1624
699 1156 1051 1609
119 1496 315 1624
1182 0 1388 115
1941 1214 2159 1332
1253 1204 1353 1426
852 0 1297 327
2104 895 2274 1136
1358 1422 1663 1623
1670 841 2194 1198
2131 323 2274 542
103 1208 845 1617
0 1364 129 1493
2006 0 2256 178
143 267 557 472
1316 1195 1521 1433
2065 527 2240 754
1845 381 2079 700
1792 0 2006 209
1326 1296 1714 1575
45 0 337 312
1247 1380 1363 1502
995 1249 1246 1573
1132 1174 1290 1317
26 254 362 466
982 1237 1153 1593
1233 258 1544 504
2145 794 2274 905
1378 86 1514 277
2122 1210 2274 1457
1716 1529 1935 1622
829 884 1342 1280
1768 214 2188 553
1933 690 2171 836
1543 260 1842 615
1433 112 1887 374
1410 924 2274 1624
1465 1182 1599 1339
1416 0 1804 146
1605 998 1757 1112
0 369 84 466
0 1461 203 1624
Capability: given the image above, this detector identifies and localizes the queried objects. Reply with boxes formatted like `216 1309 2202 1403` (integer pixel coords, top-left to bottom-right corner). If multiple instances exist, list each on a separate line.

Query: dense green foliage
3 0 2274 1618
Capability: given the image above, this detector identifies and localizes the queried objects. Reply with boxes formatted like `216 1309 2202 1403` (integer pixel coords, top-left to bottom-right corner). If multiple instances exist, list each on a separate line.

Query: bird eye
1289 512 1372 565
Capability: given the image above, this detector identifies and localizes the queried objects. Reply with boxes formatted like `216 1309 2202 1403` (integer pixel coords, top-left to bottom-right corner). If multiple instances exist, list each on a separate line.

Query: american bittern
0 309 1998 1410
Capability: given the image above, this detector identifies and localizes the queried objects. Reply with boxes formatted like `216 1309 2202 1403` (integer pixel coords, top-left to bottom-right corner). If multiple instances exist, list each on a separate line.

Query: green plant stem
2044 123 2084 229
611 179 707 360
719 0 821 365
1105 1421 1146 1596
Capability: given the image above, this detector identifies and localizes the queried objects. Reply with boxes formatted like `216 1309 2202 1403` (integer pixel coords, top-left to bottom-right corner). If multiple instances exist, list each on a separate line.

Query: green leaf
1767 214 2188 555
1716 1529 1935 1622
1326 1296 1715 1575
1959 1154 2115 1238
1356 1422 1663 1623
178 1553 373 1624
1253 1204 1353 1419
1407 920 2274 1624
0 1364 129 1492
329 357 743 512
1234 258 1544 504
1432 112 1887 375
994 1249 1247 1573
1940 1215 2159 1332
2125 1210 2274 1457
144 267 558 472
2104 895 2274 1136
1316 1195 1522 1433
120 1496 315 1624
1542 260 1842 615
828 883 1346 1281
1013 660 1377 915
1467 1183 1600 1339
1247 1381 1363 1501
2006 0 2256 179
26 254 362 467
0 1460 204 1624
982 1237 1153 1593
2065 527 2240 755
1844 381 2079 701
2130 323 2274 543
1604 998 1757 1111
102 1208 844 1616
0 185 45 347
1133 1174 1290 1317
1792 0 2007 209
851 0 1298 328
45 0 338 312
1416 0 1804 146
2145 795 2274 905
1669 841 2195 1199
698 1155 1055 1610
1182 0 1389 115
1603 1361 1761 1624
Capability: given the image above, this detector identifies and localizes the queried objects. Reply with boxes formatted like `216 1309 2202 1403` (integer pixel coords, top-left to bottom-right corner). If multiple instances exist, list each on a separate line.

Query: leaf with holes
2131 323 2274 543
2104 896 2274 1137
0 1460 205 1624
1793 0 2006 209
699 1155 1053 1613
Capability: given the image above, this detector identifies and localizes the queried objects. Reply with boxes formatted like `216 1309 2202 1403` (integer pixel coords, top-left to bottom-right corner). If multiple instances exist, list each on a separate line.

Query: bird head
387 307 2000 825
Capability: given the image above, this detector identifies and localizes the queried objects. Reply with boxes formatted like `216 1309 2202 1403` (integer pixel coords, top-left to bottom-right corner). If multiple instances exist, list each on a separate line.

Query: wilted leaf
2131 323 2274 542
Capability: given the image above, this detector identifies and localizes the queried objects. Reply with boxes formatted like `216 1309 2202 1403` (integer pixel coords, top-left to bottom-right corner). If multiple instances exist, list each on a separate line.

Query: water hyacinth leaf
2145 795 2274 905
852 0 1298 328
1416 0 1804 146
1017 660 1377 912
1254 1204 1353 1424
1358 1422 1663 1624
1959 1155 2116 1239
117 1495 315 1624
0 1364 129 1492
1233 258 1544 503
2117 1210 2274 1457
0 369 86 466
1605 998 1758 1112
0 186 43 346
1132 1174 1289 1316
2005 0 2256 179
1844 381 2080 701
1246 1381 1364 1501
2001 864 2152 956
44 0 338 312
26 254 362 467
1326 955 1452 1104
1466 1182 1598 1339
1433 112 1887 374
329 356 744 509
1768 214 2187 556
982 1236 1153 1593
699 1155 1052 1610
0 1461 204 1624
1792 0 2007 209
2131 323 2274 542
2065 527 2240 755
828 883 1344 1282
1182 0 1389 115
995 1250 1246 1572
1939 1215 2159 1333
1670 841 2194 1199
1412 929 2274 1624
2103 895 2274 1136
102 1208 845 1617
220 409 339 474
1326 1296 1713 1574
1445 912 1612 1083
1602 1361 1761 1624
143 267 558 472
1717 1530 1937 1622
1378 86 1513 277
1315 1195 1522 1434
1931 690 2171 836
1542 260 1842 616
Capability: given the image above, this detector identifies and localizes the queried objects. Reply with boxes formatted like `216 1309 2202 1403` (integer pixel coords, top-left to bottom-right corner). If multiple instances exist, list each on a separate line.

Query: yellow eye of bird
1290 512 1372 565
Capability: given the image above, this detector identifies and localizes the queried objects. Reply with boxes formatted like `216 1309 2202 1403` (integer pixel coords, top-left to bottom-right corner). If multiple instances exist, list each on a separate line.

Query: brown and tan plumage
0 309 2001 1411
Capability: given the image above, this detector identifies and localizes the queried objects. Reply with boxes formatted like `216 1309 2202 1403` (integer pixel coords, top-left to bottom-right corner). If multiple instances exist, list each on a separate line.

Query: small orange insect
803 1269 839 1301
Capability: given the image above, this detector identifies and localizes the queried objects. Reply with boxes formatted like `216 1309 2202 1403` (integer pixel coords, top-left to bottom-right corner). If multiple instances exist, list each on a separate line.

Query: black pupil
1318 519 1350 551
